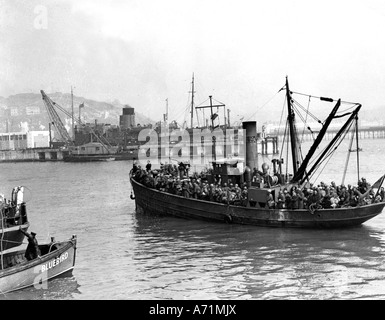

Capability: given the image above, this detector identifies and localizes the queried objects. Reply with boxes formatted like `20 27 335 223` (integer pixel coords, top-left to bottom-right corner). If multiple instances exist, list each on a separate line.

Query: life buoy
308 203 320 215
224 214 233 224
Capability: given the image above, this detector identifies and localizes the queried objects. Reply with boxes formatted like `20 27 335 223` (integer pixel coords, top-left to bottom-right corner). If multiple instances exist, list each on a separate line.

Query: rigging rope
300 96 311 144
277 95 287 137
290 91 359 105
306 120 354 183
292 99 321 124
279 120 288 161
245 91 280 121
311 147 337 185
342 123 356 185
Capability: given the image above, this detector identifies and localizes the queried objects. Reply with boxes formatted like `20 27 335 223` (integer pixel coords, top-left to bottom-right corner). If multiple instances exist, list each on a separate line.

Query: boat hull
131 178 385 228
64 155 116 162
0 235 77 293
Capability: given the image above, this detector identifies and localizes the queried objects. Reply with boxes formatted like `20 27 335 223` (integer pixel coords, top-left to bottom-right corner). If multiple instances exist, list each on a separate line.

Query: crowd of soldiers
132 160 249 206
272 178 385 210
131 160 385 210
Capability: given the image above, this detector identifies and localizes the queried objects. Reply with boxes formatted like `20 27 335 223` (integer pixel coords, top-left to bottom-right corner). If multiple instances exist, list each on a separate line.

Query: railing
0 202 28 229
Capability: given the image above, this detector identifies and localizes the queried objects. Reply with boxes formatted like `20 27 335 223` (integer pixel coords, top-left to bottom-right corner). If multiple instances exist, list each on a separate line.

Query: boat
0 186 30 250
63 142 117 162
0 234 77 293
130 77 385 228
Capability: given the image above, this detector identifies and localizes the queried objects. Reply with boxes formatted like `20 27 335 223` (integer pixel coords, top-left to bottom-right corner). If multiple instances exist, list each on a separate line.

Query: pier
0 148 67 162
273 126 385 142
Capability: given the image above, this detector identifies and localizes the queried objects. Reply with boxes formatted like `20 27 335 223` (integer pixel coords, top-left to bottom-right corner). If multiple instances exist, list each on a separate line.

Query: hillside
0 92 155 133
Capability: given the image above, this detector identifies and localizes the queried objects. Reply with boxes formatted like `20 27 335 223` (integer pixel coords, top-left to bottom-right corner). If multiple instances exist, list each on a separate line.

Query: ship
41 90 139 162
130 77 385 228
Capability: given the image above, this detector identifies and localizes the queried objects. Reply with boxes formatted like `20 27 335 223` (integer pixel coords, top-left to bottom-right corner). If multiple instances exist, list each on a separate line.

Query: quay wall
0 148 65 162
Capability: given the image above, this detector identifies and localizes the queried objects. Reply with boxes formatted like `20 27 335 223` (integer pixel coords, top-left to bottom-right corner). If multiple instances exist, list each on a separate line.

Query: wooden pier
274 126 385 142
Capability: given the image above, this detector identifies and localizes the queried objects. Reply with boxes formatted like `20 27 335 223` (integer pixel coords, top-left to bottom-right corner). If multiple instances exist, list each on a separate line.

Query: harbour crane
41 90 74 146
40 90 113 151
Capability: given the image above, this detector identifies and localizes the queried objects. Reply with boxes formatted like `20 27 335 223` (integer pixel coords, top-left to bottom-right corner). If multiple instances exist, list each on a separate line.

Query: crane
40 90 113 152
41 90 74 146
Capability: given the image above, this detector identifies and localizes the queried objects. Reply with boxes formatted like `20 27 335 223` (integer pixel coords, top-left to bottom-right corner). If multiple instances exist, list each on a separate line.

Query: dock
0 148 67 163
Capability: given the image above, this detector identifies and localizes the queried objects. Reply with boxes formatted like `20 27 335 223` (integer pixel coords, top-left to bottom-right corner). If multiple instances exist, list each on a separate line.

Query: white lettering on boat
41 252 68 273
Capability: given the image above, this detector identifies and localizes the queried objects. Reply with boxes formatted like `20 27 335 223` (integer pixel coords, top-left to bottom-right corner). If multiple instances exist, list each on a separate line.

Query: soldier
277 190 285 209
284 188 292 209
339 186 350 207
241 187 248 207
146 160 152 172
267 190 275 209
182 181 191 198
132 160 139 174
19 227 41 261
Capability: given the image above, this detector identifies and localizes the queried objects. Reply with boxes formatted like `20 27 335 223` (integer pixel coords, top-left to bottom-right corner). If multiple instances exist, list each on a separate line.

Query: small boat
0 186 30 250
0 234 77 294
130 77 385 228
64 154 116 162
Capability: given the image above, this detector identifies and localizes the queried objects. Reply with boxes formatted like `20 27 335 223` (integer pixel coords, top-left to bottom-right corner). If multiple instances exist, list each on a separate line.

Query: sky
1 0 385 126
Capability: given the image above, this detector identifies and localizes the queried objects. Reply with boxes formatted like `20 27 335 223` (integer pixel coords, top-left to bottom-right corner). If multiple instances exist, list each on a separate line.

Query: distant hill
0 92 155 133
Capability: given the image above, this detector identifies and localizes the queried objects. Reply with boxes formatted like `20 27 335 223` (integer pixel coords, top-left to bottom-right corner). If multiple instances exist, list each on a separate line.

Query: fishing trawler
130 77 385 228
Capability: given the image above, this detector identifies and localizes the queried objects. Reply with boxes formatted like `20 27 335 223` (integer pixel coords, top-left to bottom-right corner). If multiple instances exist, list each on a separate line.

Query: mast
286 76 298 176
209 96 216 161
195 96 225 161
209 96 214 129
355 113 360 181
190 73 195 128
71 86 74 141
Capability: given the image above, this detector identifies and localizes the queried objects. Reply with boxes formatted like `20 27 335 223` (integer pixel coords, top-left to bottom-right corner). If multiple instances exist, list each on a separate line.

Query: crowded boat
131 161 385 210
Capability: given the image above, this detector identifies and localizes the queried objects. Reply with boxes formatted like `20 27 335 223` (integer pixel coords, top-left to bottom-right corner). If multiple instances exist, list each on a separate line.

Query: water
1 139 385 300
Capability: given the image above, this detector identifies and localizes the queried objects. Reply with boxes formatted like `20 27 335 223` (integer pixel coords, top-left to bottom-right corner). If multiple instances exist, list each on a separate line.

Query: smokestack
242 121 258 170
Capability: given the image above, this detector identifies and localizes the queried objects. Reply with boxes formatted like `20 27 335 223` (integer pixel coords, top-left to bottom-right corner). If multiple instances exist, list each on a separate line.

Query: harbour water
1 139 385 300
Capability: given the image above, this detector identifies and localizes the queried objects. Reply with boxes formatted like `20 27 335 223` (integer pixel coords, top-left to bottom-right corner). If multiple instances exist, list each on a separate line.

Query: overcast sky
1 0 385 125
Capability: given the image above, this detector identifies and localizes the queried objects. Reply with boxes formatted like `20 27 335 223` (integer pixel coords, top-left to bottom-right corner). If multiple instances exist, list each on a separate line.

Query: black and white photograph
1 0 385 304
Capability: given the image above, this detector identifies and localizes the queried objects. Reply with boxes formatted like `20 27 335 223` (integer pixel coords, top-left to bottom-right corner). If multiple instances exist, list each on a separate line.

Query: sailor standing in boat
19 227 41 261
146 160 152 172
